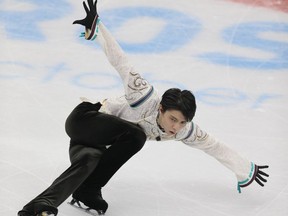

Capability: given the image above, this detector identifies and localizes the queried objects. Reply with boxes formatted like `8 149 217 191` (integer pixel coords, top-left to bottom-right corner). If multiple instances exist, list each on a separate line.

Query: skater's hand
73 0 98 29
238 164 269 193
253 165 269 187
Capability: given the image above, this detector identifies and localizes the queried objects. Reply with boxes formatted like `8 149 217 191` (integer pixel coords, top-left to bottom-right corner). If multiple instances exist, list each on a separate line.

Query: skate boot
18 211 56 216
17 210 33 216
18 206 58 216
70 186 108 215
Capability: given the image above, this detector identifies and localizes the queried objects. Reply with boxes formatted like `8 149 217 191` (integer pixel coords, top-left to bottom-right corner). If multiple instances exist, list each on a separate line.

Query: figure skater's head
158 88 196 135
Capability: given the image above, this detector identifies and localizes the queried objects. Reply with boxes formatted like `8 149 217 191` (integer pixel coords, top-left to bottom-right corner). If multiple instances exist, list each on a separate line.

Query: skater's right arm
96 22 155 108
73 0 155 108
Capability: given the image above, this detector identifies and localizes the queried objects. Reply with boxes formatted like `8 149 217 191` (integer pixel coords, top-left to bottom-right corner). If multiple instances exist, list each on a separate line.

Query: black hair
160 88 196 122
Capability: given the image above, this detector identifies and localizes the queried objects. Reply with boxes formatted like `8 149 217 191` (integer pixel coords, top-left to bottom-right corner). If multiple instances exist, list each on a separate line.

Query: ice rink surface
1 0 288 215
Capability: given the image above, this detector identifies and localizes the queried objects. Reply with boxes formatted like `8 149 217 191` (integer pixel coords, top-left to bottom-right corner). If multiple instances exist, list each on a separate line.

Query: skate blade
68 199 105 215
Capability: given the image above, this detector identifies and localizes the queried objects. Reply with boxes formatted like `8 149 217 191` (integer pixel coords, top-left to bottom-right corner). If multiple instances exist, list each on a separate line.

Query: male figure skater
18 0 269 215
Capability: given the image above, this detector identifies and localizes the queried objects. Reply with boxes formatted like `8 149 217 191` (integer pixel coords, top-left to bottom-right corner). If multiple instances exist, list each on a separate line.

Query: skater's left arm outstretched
179 122 269 193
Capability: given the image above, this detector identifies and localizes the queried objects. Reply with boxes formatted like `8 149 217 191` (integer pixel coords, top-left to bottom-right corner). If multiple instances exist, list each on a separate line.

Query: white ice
0 0 288 216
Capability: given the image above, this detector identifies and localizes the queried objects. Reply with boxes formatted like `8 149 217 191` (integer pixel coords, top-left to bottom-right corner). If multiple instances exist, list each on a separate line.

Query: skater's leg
67 104 146 206
19 145 103 215
65 102 146 148
19 101 145 215
72 119 146 204
81 122 146 188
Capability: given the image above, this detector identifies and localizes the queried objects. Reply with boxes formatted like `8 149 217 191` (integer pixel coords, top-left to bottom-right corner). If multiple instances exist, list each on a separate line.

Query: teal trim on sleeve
79 18 100 40
237 162 255 193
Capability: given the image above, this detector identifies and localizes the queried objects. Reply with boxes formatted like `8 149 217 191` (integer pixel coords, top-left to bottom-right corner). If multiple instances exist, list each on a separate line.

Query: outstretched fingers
258 165 269 169
83 1 90 14
256 173 267 182
255 177 264 187
87 0 97 13
72 1 89 25
254 164 269 187
93 0 98 9
258 170 269 177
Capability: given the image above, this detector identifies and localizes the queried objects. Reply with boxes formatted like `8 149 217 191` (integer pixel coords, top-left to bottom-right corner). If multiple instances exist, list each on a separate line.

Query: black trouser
20 102 146 214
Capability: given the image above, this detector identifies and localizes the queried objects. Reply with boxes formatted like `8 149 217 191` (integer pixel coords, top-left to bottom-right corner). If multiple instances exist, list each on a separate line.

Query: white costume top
88 21 255 192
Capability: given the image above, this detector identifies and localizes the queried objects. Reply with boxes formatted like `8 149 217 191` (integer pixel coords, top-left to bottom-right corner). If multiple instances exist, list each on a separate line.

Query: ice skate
18 210 57 216
68 198 105 215
68 187 108 215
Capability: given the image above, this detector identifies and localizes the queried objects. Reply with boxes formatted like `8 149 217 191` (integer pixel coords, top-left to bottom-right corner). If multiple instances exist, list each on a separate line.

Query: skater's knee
83 149 103 161
74 148 104 168
128 128 146 151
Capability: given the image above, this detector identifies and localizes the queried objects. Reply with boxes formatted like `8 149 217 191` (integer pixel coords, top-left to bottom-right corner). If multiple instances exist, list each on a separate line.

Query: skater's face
158 106 187 136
